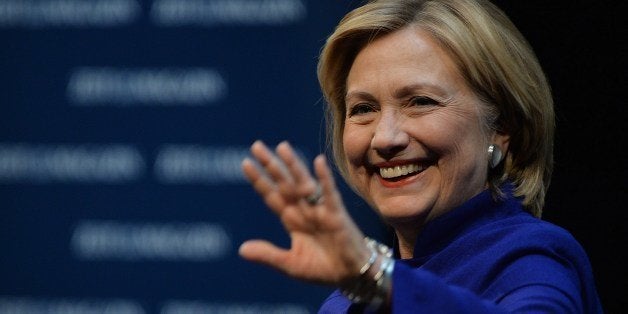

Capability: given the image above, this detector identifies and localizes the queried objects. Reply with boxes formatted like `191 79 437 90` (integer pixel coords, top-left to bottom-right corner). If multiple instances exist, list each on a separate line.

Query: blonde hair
317 0 554 217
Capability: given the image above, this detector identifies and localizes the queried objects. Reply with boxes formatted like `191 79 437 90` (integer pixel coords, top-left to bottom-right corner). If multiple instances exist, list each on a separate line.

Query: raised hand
239 140 370 286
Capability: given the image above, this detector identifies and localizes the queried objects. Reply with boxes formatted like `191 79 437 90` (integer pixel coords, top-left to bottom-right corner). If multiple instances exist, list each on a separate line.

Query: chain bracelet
340 237 394 310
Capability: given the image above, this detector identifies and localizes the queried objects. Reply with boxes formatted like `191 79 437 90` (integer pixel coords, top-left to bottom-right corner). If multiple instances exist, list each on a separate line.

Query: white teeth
379 164 423 179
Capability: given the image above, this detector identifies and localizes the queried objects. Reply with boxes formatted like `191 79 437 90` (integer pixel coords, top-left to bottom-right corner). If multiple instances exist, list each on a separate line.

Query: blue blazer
319 185 603 313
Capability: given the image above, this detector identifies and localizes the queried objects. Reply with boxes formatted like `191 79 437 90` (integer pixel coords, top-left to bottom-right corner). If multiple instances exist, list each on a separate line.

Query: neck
394 227 420 259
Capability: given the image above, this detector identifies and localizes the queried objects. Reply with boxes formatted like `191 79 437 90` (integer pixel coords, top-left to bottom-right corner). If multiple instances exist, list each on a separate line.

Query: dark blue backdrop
2 0 625 313
0 1 388 313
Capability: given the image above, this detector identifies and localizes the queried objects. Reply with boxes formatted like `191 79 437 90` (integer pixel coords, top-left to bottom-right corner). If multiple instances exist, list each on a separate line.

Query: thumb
239 239 289 270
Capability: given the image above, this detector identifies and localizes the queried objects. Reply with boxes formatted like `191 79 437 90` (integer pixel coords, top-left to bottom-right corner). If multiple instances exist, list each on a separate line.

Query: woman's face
343 27 497 229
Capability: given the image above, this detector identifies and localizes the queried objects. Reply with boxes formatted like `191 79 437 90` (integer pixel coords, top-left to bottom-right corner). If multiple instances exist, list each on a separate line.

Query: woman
239 0 602 312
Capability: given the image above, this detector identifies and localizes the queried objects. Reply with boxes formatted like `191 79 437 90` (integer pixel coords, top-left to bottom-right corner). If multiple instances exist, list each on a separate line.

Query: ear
492 131 510 155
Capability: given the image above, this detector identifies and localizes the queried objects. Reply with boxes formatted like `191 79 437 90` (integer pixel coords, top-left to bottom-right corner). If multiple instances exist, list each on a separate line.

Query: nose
371 110 409 158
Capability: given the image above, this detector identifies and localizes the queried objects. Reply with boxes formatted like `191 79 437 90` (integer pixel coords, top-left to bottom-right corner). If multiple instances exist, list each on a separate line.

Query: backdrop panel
2 1 625 313
0 1 386 313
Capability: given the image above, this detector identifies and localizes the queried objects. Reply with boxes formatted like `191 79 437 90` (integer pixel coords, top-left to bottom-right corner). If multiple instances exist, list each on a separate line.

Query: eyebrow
345 83 449 103
393 83 449 99
344 91 376 103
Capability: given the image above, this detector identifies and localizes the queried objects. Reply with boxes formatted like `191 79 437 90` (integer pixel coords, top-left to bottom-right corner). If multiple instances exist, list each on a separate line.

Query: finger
242 158 287 212
250 140 293 186
241 157 274 196
313 155 343 211
275 141 319 198
249 141 300 204
239 239 290 272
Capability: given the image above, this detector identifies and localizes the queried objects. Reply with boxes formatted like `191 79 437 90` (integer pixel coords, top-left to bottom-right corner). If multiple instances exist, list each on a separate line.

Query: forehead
346 27 465 95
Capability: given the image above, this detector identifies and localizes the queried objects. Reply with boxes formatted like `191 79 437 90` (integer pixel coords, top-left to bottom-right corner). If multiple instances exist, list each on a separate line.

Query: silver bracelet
341 237 394 310
359 241 378 275
368 251 394 311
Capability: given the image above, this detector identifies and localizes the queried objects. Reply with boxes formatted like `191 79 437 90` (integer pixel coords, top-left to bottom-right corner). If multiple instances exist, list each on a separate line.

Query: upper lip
372 159 425 169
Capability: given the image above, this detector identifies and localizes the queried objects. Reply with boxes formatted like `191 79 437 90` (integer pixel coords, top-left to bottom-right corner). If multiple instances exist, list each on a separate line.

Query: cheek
342 125 372 193
423 110 486 153
342 125 369 163
430 117 489 182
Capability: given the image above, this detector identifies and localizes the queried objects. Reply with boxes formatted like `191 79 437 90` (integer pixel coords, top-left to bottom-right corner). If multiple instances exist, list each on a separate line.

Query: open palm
239 141 369 286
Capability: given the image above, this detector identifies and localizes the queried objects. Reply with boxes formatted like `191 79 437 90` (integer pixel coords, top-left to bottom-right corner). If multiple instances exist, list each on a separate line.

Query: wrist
340 237 394 311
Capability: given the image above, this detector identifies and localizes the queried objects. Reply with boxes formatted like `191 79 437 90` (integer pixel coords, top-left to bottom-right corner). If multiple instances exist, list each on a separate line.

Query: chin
374 199 430 226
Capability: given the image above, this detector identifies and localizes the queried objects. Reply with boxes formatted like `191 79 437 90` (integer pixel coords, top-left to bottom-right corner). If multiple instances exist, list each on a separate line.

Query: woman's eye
410 96 438 106
348 103 375 116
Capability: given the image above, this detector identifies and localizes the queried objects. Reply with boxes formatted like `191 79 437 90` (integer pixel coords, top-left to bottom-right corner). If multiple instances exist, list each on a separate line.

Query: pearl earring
488 144 503 168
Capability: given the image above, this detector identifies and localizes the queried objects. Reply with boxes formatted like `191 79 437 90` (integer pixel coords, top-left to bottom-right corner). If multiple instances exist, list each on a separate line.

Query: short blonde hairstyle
317 0 554 217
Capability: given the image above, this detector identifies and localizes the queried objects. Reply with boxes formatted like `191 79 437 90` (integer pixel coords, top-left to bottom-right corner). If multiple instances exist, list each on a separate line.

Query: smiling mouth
379 164 425 179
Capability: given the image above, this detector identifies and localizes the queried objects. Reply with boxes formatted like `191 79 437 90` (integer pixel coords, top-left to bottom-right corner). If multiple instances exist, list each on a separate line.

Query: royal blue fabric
318 186 603 313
